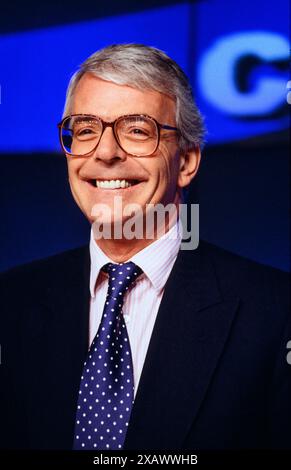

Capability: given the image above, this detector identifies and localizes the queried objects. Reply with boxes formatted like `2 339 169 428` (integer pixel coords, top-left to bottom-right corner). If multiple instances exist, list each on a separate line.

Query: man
0 44 290 451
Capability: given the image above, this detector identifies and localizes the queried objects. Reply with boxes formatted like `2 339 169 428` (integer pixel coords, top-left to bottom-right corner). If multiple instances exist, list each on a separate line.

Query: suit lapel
124 243 240 450
24 247 91 449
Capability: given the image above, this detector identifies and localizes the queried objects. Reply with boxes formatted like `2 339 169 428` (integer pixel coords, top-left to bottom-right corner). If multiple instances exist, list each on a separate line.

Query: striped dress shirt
89 223 182 396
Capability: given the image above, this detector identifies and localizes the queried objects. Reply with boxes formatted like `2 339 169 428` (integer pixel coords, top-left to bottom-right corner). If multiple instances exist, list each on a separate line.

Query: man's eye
124 126 151 138
131 128 148 135
74 126 99 139
77 128 94 135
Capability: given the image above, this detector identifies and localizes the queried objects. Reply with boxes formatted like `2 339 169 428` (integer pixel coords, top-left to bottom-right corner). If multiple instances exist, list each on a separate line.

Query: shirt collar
89 221 182 297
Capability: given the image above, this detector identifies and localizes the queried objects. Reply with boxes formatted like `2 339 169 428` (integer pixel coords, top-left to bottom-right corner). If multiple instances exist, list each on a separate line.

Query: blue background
0 0 289 271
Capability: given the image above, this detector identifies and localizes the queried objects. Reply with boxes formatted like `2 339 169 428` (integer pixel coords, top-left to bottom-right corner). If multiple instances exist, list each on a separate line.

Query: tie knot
102 262 143 298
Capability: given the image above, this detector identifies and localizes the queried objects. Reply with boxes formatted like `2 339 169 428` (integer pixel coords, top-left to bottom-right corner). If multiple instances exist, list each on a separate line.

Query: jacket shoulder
197 240 289 310
0 245 90 298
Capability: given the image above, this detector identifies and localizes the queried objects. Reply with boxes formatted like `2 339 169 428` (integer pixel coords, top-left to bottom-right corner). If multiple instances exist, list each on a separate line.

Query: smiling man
60 52 201 257
0 44 290 452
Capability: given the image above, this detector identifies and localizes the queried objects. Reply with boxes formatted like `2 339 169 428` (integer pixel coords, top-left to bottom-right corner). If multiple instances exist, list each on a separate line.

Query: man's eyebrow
73 115 97 124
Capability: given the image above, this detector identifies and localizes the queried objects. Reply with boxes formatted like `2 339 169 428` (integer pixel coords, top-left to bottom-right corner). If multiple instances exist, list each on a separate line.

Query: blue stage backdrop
0 0 289 272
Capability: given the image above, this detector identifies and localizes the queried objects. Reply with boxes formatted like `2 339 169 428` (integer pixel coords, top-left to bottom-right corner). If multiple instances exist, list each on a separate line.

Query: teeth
96 179 133 189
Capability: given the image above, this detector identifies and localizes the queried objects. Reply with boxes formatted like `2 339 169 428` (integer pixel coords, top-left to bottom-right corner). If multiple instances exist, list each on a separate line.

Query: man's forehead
72 73 176 123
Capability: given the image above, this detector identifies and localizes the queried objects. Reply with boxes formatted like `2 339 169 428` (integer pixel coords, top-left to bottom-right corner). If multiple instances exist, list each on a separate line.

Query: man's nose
92 127 127 163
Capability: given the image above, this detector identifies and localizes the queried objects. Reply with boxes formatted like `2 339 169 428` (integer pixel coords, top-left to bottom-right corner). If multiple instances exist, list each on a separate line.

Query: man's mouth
88 179 141 189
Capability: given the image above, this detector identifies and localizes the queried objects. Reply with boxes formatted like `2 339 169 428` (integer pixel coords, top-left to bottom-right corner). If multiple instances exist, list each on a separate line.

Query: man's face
66 73 197 225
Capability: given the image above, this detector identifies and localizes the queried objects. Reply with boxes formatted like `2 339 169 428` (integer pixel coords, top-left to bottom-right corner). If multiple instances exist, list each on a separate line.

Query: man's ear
178 146 201 188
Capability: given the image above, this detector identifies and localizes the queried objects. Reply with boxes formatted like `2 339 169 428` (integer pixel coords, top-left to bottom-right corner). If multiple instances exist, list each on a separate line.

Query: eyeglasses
57 113 179 157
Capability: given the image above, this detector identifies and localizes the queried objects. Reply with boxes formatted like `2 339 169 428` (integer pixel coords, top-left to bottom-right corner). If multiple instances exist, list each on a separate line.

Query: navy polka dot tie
73 262 142 450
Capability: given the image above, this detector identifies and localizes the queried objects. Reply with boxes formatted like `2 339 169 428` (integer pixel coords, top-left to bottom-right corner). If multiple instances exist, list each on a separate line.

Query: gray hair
63 43 205 151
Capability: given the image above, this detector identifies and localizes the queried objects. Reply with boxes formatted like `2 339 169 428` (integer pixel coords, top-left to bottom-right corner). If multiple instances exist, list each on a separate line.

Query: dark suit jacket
0 241 290 450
